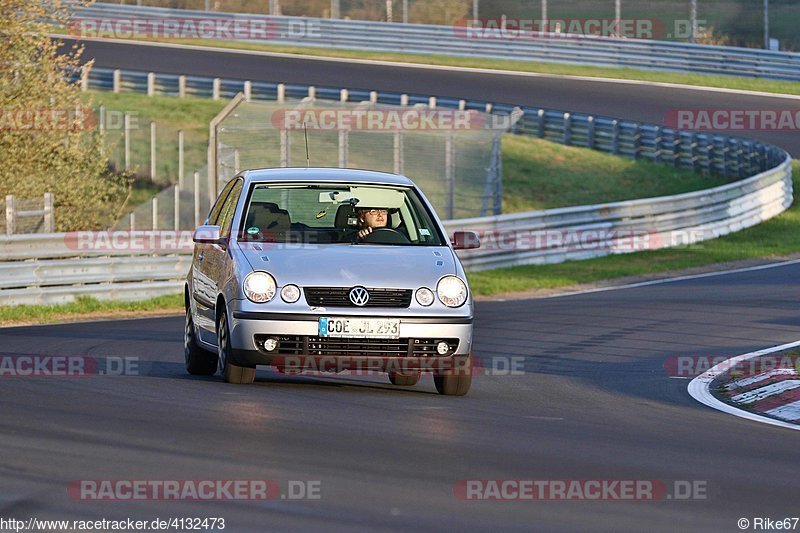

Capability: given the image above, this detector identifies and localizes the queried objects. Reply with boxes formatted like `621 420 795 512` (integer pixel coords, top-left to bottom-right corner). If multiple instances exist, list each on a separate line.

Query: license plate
319 317 400 339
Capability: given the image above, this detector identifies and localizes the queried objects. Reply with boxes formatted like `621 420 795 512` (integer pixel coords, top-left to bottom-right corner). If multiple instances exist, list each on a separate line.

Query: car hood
237 243 457 288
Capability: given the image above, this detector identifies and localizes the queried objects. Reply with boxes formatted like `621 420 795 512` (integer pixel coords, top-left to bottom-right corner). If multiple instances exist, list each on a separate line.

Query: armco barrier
67 3 800 81
1 62 792 304
0 150 791 305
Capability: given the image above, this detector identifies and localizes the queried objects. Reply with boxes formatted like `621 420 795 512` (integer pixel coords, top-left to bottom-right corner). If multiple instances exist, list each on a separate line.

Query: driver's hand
358 227 373 239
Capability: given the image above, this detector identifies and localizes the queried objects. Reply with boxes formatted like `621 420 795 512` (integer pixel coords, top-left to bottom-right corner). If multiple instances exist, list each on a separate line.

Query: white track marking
730 380 800 404
539 258 800 300
766 401 800 421
724 368 797 390
54 35 800 101
688 340 800 431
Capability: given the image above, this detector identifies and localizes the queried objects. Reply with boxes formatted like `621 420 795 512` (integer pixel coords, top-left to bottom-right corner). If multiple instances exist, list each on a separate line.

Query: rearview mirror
451 231 481 250
193 225 222 244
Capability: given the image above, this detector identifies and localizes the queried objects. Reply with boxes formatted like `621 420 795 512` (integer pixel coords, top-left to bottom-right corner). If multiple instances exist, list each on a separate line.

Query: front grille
255 335 458 357
304 287 412 308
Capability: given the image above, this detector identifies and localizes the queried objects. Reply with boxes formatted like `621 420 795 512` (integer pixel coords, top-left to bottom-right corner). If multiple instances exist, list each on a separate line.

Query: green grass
467 162 800 295
0 294 183 326
502 135 731 212
82 91 226 186
55 26 800 97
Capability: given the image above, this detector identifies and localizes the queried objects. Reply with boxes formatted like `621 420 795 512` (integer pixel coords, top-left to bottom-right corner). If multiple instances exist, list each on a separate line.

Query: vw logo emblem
348 286 370 306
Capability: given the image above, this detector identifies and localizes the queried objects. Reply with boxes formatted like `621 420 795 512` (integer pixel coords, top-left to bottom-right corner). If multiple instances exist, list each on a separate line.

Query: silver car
184 168 480 396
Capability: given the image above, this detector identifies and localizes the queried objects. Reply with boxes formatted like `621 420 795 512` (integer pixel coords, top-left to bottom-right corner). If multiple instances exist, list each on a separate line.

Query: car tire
388 371 421 387
433 354 472 396
217 309 256 385
185 305 218 375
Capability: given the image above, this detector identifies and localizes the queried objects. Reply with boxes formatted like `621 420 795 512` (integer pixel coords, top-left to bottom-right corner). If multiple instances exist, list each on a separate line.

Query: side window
206 179 237 226
218 180 244 238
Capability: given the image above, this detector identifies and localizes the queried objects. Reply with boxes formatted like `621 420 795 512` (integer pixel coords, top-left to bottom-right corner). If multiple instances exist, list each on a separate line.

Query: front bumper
228 307 473 368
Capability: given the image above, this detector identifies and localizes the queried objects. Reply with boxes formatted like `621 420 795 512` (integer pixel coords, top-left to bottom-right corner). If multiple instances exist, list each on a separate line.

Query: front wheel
433 354 473 396
185 306 218 375
217 309 256 385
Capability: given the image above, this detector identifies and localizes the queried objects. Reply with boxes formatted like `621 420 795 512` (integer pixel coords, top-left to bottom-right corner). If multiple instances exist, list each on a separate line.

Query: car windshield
238 182 446 246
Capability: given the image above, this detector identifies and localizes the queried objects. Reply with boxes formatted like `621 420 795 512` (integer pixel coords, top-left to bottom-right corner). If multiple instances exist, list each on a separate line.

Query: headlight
437 276 468 308
415 287 434 306
281 284 301 303
243 272 276 303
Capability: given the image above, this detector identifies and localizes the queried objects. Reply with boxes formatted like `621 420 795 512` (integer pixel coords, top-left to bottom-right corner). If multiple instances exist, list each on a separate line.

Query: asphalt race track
2 264 800 531
4 37 794 531
57 36 800 156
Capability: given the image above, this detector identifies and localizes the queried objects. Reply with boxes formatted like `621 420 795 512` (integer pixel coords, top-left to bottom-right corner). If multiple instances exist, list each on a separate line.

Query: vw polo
184 168 479 395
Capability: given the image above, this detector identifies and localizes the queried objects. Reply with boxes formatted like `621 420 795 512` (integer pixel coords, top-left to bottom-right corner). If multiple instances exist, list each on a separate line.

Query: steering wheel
360 227 411 244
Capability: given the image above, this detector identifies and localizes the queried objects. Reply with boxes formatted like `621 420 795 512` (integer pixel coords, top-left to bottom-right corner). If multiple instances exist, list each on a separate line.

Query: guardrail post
706 137 716 175
428 96 437 109
338 130 348 168
458 100 466 111
393 130 404 175
124 113 131 171
308 86 316 100
340 89 348 103
611 120 620 155
80 64 91 92
152 197 158 230
147 72 156 96
193 172 201 227
485 103 493 114
130 212 136 231
178 130 185 189
5 195 15 236
244 80 252 101
113 69 121 93
280 130 290 167
633 124 641 159
178 75 186 98
563 113 572 146
400 94 409 106
721 139 729 176
370 91 378 104
587 116 595 150
654 126 662 163
672 134 682 167
690 133 699 172
43 193 54 233
212 78 221 100
277 83 285 103
174 185 180 231
150 121 157 181
537 109 545 138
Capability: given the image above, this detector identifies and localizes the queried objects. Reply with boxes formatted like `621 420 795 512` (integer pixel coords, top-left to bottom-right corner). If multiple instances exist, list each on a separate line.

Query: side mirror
451 231 481 250
193 225 222 244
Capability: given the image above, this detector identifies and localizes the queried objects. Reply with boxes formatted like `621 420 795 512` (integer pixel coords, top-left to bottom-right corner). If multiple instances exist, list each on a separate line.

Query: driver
356 207 388 239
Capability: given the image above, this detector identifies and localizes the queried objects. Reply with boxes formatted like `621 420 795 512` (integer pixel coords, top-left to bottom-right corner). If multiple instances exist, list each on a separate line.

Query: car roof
242 167 415 187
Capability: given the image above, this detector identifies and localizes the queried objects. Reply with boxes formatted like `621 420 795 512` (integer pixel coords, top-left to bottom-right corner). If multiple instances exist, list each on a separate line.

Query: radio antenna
303 122 310 168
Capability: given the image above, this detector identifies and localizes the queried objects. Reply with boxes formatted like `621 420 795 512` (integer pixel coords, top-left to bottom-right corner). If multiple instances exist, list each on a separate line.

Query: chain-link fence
111 1 800 50
212 98 510 221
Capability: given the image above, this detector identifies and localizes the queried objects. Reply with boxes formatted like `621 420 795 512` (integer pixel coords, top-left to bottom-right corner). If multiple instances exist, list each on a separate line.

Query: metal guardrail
69 3 800 81
2 60 791 304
